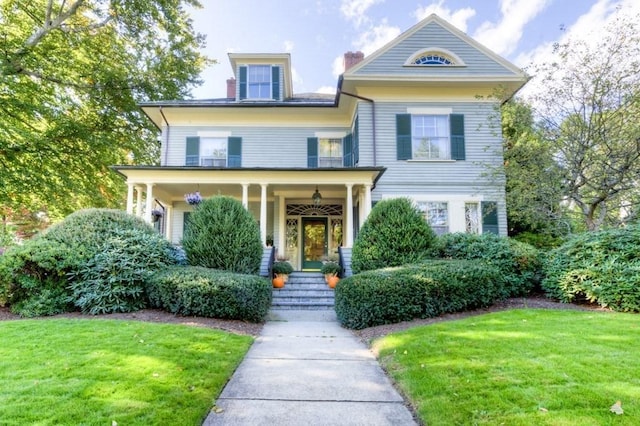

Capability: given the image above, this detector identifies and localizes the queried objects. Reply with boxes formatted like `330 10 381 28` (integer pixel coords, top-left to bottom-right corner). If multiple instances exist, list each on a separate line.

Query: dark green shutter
183 212 191 236
307 137 318 168
185 136 199 166
353 115 359 164
228 137 242 167
450 114 465 160
482 201 499 235
343 134 353 167
396 114 412 160
271 66 280 100
239 66 247 100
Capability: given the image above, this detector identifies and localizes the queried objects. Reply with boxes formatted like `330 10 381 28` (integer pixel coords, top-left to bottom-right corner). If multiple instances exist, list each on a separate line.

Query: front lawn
375 309 640 425
0 319 252 425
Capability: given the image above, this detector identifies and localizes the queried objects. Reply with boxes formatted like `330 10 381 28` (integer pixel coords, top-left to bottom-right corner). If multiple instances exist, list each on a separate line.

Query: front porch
113 166 384 270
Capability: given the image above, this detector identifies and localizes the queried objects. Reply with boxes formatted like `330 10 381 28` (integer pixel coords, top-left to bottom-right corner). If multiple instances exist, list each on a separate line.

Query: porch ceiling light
312 186 322 206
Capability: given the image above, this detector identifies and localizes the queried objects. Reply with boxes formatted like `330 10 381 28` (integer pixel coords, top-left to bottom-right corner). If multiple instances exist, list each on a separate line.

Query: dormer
228 53 293 101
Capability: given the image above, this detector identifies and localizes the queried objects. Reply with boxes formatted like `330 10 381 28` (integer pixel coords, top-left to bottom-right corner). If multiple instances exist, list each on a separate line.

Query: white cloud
340 0 384 27
473 0 551 56
413 1 476 32
332 55 345 79
283 40 294 52
353 18 401 55
317 85 337 94
291 67 303 87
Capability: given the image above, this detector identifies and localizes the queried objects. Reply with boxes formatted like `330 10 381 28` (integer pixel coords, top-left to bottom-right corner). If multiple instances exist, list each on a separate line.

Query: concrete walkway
203 310 417 426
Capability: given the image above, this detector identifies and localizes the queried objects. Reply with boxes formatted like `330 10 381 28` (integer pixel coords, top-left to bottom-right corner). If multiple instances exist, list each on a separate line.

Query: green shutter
239 66 247 100
396 114 412 160
272 66 280 100
185 136 199 166
343 134 353 167
482 201 499 235
450 114 465 160
228 137 242 167
183 212 191 236
353 115 359 164
307 137 318 168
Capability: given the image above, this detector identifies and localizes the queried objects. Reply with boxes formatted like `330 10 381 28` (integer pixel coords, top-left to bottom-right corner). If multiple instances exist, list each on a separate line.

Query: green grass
374 309 640 425
0 319 253 425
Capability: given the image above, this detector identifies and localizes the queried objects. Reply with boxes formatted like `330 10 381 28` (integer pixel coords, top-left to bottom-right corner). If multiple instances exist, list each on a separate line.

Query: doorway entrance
302 217 327 270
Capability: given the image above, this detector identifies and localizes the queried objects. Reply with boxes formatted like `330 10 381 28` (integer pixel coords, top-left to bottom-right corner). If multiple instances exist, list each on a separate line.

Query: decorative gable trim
404 47 466 67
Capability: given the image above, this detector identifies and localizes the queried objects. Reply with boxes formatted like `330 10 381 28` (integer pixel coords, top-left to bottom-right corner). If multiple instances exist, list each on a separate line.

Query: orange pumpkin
326 275 339 289
272 276 285 288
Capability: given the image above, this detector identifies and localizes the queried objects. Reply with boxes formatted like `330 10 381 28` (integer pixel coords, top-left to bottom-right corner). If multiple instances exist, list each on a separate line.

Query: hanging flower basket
151 208 163 222
184 191 202 205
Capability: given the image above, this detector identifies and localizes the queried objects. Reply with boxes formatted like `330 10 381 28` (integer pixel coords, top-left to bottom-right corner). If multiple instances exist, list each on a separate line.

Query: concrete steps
271 272 334 310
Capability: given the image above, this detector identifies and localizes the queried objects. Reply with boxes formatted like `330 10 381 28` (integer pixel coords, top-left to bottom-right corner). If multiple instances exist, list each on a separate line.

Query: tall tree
527 10 640 231
0 0 210 219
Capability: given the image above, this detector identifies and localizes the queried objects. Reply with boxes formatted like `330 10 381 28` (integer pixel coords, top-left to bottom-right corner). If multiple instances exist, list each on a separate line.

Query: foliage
0 208 175 316
430 232 541 297
0 0 210 218
375 309 640 425
335 260 505 329
146 266 272 322
527 11 640 231
182 196 263 274
0 319 252 424
542 225 640 312
351 198 436 273
320 261 342 276
272 260 294 275
511 231 564 250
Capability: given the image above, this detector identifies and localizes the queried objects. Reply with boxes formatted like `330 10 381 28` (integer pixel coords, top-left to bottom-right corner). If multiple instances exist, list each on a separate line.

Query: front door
302 217 327 270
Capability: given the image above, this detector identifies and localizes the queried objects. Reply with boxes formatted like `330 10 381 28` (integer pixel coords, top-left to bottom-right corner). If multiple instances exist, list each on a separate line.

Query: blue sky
187 0 638 99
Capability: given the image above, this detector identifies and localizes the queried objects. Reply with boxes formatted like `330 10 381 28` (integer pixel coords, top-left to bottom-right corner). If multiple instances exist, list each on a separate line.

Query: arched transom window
405 48 465 67
413 54 453 65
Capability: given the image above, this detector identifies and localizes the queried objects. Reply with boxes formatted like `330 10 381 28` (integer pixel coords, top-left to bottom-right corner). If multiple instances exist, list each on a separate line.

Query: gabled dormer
227 53 293 102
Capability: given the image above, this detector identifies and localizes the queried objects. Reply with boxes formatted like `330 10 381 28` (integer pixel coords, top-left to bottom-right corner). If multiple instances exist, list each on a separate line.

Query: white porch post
241 183 249 209
363 184 372 224
260 184 267 245
278 195 286 255
165 206 173 241
345 183 354 247
126 183 135 215
135 185 143 217
144 183 154 223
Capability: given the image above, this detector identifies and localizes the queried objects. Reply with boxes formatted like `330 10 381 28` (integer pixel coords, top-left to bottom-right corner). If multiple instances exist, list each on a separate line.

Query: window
413 54 452 65
412 115 450 159
319 138 343 167
465 203 480 234
396 113 465 161
248 65 271 99
417 201 449 235
199 138 226 166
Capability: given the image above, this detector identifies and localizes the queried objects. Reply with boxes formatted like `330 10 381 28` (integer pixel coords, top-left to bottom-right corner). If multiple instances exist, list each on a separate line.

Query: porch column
345 183 354 247
363 184 372 223
165 206 173 241
260 183 267 245
135 185 143 217
241 183 249 209
126 183 135 215
278 195 286 255
144 183 154 223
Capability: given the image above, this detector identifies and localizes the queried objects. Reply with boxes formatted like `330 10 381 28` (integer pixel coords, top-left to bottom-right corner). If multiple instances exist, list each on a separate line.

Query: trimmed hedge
542 226 640 312
335 260 505 330
430 233 541 297
351 198 436 273
146 266 272 322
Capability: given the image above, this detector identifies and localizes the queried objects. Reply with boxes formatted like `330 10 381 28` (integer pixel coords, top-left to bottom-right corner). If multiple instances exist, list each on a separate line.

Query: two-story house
114 14 528 271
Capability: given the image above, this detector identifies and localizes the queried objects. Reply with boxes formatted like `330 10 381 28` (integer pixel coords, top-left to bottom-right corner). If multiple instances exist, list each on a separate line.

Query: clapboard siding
354 22 515 77
163 125 349 167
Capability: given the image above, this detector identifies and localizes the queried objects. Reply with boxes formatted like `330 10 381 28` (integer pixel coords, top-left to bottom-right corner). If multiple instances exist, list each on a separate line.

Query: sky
186 0 639 99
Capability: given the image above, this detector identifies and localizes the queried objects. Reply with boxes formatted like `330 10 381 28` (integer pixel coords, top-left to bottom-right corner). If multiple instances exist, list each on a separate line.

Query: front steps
271 272 335 310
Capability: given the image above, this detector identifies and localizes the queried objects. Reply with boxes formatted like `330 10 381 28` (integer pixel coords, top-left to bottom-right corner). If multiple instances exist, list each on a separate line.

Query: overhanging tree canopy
0 0 210 218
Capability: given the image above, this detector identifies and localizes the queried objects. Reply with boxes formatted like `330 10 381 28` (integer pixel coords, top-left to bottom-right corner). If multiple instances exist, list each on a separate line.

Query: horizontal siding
355 22 515 77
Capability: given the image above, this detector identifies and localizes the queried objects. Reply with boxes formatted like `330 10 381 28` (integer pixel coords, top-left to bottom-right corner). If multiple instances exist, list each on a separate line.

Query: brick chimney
344 51 364 71
226 77 236 99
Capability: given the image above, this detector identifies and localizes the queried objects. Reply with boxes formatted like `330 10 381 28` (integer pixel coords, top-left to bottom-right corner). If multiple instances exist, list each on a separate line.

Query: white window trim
197 131 232 138
315 131 347 139
403 47 466 66
406 107 452 115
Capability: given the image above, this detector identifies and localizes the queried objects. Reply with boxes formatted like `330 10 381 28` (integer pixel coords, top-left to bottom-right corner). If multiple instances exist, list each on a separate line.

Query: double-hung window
185 136 242 167
417 201 449 235
247 65 271 99
307 134 354 168
319 138 343 167
397 113 465 160
200 138 227 167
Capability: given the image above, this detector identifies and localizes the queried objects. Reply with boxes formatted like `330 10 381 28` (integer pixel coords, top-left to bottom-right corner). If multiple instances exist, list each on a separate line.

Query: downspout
159 106 170 165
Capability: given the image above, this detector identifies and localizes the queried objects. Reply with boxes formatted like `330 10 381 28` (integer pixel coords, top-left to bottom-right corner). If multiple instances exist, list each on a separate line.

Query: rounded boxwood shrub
182 196 263 274
351 198 436 273
335 259 505 330
0 209 176 316
430 232 541 297
542 226 640 312
146 266 272 322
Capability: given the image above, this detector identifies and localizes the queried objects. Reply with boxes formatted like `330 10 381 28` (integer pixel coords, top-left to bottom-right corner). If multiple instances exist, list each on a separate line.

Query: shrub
320 261 342 276
146 266 272 322
430 233 541 297
351 198 436 273
182 196 263 274
542 226 640 312
335 260 505 329
272 261 294 275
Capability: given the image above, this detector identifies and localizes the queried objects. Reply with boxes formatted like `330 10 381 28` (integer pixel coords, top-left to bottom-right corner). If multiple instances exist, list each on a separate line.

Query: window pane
319 138 343 167
412 115 450 159
465 203 479 234
200 138 226 166
417 201 448 235
248 65 271 99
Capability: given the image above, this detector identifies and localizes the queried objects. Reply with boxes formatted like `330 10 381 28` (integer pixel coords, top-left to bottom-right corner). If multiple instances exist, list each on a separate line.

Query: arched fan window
405 48 465 66
412 54 453 65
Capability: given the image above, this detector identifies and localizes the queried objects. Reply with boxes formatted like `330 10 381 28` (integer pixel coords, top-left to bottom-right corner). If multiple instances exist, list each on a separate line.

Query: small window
248 65 271 99
412 115 450 160
417 201 449 235
413 54 452 65
200 138 227 167
319 138 343 167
